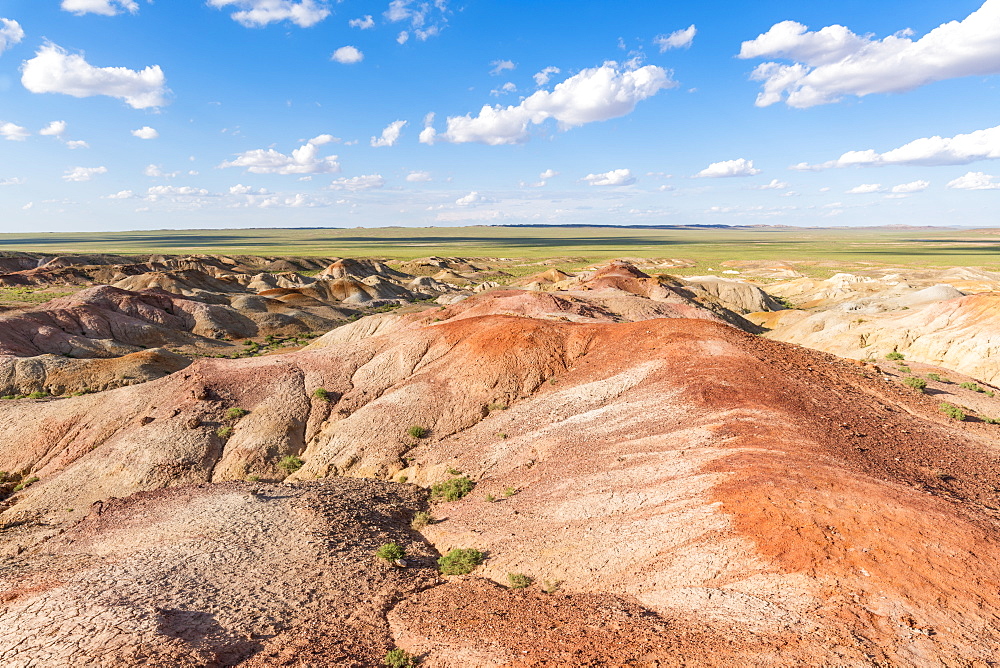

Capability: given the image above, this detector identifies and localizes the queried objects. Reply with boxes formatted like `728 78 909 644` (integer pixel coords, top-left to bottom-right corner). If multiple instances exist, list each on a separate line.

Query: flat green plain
1 226 998 270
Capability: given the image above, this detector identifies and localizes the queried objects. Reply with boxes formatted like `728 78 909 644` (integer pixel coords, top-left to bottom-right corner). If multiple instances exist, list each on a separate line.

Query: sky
1 0 999 231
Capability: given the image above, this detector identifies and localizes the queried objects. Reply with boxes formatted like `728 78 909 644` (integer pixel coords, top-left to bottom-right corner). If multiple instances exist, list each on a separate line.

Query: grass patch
12 476 39 492
278 454 304 473
226 407 249 419
507 572 533 589
411 511 433 529
312 387 331 401
926 373 949 383
431 476 474 501
216 425 234 438
438 548 484 575
885 352 905 361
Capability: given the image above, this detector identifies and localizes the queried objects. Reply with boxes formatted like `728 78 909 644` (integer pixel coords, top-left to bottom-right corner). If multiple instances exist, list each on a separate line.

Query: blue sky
1 0 999 231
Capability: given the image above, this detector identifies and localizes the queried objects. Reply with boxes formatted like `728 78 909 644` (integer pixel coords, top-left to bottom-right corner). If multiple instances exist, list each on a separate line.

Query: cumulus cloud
61 0 138 16
754 178 789 190
582 168 636 186
218 137 340 175
490 59 515 76
533 66 560 87
131 126 159 139
21 43 167 109
327 174 385 191
384 0 448 40
795 124 1000 170
397 31 409 44
490 82 517 97
349 15 374 29
331 46 363 64
739 2 1000 107
539 169 559 180
371 120 406 147
891 180 930 194
694 158 761 178
947 171 1000 190
0 122 29 141
63 166 107 182
654 25 696 51
104 189 134 198
207 0 330 27
846 183 885 194
0 18 24 55
40 120 67 137
307 133 338 145
66 140 90 149
406 170 432 182
455 191 494 206
423 62 674 145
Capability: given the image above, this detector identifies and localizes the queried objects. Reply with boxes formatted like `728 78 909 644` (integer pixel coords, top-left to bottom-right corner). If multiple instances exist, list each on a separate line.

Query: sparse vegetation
542 579 563 594
983 416 1000 425
772 295 797 310
226 407 249 419
431 476 474 501
940 403 966 421
485 494 496 502
960 382 985 393
446 467 462 475
216 425 234 438
13 476 39 492
896 365 912 374
376 542 406 563
904 377 927 392
408 425 429 439
312 387 331 401
27 391 51 399
397 475 408 484
885 352 905 361
503 486 518 498
438 548 484 575
411 511 433 529
487 402 508 412
507 572 533 589
927 373 948 383
278 454 304 473
384 649 418 668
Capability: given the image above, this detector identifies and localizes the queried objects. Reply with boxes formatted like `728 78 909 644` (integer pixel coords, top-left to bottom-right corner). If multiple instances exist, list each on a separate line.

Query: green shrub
226 407 249 419
411 511 433 529
507 572 533 589
216 426 234 438
278 455 304 473
960 382 985 393
397 475 408 484
312 387 331 401
13 476 39 492
431 476 473 501
885 352 905 361
27 391 50 399
940 403 966 421
904 377 927 392
485 494 496 502
896 365 911 374
445 467 462 475
384 649 417 668
983 417 1000 425
376 542 406 562
438 548 484 575
408 425 429 439
503 486 518 498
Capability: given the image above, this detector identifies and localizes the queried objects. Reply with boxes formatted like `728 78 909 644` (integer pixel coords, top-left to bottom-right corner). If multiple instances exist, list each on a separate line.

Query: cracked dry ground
1 291 1000 666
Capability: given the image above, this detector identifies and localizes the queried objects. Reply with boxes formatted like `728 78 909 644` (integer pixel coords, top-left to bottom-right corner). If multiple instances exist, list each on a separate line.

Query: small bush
226 407 249 419
384 649 417 668
397 475 408 484
431 476 474 501
503 486 518 498
960 382 985 393
507 572 533 589
487 402 507 412
904 377 927 392
446 467 462 475
485 494 496 502
896 365 912 374
27 391 50 400
940 403 966 421
983 416 1000 425
216 426 234 438
13 476 39 492
376 542 406 562
411 511 433 529
408 425 429 439
885 352 905 361
279 454 304 473
926 373 946 382
312 387 331 401
438 548 484 575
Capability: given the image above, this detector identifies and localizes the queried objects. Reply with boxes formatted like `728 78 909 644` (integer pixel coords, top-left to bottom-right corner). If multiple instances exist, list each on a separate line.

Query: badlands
0 251 999 666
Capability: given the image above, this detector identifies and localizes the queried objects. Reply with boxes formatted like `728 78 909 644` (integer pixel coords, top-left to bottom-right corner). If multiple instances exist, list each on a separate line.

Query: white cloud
349 15 374 29
846 183 885 194
490 82 517 97
397 30 409 44
307 133 339 145
654 25 696 51
104 190 134 199
0 122 29 141
425 62 674 145
0 19 24 55
218 138 340 175
406 170 432 182
207 0 330 27
331 45 363 64
694 158 761 178
21 43 167 109
146 185 210 200
490 59 515 76
0 177 24 186
22 202 33 210
61 0 137 16
144 164 180 178
754 178 789 190
533 66 560 87
40 120 67 137
66 140 90 149
740 2 1000 108
947 171 1000 190
797 124 1000 170
891 180 930 194
371 120 407 147
539 169 559 180
327 174 385 191
455 191 494 206
63 166 107 182
131 126 159 139
385 0 448 40
582 168 636 186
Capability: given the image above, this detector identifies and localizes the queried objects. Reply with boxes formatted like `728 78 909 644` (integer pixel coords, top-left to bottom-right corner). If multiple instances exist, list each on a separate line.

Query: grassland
1 225 998 272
